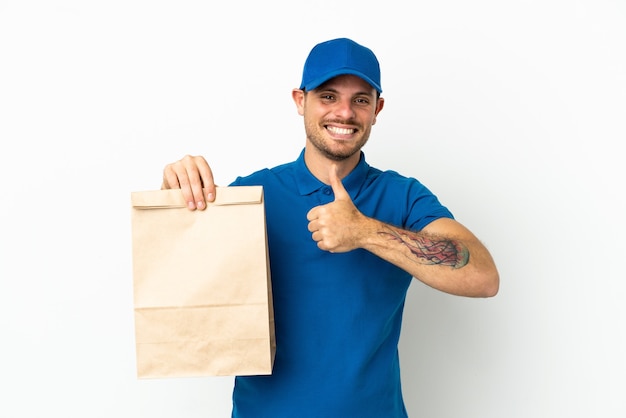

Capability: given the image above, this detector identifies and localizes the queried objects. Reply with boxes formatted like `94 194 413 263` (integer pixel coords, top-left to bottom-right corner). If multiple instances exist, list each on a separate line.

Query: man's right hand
162 155 216 210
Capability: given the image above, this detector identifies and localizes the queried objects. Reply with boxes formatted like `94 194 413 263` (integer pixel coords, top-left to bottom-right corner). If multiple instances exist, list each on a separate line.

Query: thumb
329 165 350 201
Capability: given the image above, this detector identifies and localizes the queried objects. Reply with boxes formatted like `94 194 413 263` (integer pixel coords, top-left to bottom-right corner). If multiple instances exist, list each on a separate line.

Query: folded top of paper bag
131 186 263 209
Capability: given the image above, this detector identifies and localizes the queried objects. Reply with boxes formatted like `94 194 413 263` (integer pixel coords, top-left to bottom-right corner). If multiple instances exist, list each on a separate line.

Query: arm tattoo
381 227 470 269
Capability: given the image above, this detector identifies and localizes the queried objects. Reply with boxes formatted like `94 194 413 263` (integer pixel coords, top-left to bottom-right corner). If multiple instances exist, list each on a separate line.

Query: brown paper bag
130 186 275 378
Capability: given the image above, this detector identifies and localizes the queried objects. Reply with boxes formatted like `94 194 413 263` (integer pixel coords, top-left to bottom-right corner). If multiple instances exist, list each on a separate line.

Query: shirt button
322 187 332 195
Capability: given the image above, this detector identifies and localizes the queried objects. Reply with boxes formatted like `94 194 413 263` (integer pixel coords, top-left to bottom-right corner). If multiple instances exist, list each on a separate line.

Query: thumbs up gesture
306 165 370 253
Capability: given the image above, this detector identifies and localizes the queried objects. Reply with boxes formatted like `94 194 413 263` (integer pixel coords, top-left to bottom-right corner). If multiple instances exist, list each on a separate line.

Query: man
161 38 499 417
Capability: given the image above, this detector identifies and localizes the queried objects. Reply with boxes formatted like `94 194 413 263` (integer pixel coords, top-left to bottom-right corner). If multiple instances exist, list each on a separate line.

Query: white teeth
327 126 354 135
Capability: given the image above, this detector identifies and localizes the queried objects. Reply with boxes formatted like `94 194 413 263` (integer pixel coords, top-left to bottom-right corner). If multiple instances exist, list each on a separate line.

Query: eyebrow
315 86 376 98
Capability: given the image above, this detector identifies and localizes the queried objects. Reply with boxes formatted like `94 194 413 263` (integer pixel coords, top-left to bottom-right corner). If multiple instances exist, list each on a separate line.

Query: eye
353 96 373 106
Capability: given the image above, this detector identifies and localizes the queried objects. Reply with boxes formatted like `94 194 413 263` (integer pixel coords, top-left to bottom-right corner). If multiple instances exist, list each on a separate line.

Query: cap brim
300 69 382 93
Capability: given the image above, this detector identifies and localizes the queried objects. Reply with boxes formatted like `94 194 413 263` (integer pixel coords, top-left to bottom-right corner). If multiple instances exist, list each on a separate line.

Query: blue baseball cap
299 38 382 93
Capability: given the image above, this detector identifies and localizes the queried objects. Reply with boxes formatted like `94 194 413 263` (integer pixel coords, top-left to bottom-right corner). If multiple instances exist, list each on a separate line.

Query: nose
332 99 356 120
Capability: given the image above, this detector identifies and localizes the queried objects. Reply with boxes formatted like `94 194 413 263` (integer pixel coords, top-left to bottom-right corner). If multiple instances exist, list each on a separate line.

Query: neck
303 144 360 184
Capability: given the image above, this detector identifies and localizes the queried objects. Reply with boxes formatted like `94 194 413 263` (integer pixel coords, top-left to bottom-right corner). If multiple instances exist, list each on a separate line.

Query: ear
292 88 305 116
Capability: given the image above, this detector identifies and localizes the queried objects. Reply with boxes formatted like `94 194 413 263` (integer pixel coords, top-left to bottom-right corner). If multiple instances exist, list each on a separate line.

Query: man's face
296 74 384 161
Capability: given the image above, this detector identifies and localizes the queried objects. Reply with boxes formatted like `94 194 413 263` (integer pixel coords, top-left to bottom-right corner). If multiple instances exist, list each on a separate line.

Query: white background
1 1 625 417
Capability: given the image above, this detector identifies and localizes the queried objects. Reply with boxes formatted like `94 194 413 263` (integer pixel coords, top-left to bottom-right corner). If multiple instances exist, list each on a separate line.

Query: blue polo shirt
230 149 453 418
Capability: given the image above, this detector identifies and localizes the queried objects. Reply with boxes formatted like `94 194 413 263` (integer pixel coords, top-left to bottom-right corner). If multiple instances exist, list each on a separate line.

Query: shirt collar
294 148 369 200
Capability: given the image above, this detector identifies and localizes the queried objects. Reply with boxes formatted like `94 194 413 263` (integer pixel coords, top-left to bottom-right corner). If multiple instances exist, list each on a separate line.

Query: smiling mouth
326 126 356 135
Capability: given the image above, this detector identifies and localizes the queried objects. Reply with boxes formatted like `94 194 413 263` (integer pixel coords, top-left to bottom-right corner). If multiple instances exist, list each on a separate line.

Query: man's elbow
478 270 500 298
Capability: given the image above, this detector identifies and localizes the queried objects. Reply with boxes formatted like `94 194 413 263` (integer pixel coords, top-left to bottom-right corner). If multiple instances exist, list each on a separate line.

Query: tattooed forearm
380 227 470 269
